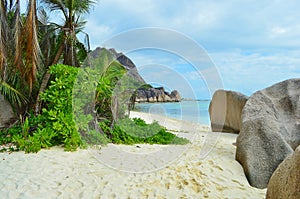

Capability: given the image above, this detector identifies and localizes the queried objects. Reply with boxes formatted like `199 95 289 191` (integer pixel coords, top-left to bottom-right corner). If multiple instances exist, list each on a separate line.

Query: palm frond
42 0 68 19
74 17 87 33
13 0 24 73
40 0 95 66
37 7 49 25
73 0 96 15
0 0 8 73
0 79 28 106
23 0 41 92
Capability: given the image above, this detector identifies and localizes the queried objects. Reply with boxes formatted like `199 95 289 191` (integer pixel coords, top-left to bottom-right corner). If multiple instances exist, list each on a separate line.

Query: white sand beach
0 111 266 199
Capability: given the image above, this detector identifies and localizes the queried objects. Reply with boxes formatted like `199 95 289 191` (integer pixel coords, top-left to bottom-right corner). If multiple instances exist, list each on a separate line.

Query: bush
102 117 190 145
0 62 189 153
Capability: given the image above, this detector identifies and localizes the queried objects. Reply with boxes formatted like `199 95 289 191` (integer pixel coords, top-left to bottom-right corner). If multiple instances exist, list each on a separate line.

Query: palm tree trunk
34 42 64 115
34 70 50 114
52 41 64 65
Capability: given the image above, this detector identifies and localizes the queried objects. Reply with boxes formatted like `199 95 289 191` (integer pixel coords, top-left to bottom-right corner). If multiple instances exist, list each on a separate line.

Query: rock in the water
90 47 181 104
0 94 15 128
135 87 181 103
169 90 181 102
236 78 300 189
209 90 248 133
266 145 300 199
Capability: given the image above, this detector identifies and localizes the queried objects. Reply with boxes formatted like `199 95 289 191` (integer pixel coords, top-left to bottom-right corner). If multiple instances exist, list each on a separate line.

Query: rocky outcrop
90 47 146 84
169 90 181 101
266 145 300 199
90 47 181 103
236 78 300 189
0 94 15 128
209 90 248 133
135 87 181 103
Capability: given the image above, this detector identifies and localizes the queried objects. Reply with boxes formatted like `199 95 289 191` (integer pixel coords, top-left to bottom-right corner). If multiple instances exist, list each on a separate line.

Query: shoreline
133 100 211 126
0 111 267 198
134 99 210 103
129 110 211 133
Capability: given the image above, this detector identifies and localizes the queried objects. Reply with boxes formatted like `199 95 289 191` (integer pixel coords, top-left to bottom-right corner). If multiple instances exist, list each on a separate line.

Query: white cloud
84 0 300 98
85 22 114 49
210 49 300 95
271 26 288 35
87 0 300 50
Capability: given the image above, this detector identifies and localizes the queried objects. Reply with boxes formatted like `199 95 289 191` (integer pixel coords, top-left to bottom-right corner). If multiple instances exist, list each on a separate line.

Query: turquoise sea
134 100 211 126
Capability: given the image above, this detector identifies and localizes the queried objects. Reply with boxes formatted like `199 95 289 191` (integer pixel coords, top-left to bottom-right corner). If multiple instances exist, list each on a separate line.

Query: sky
25 0 300 99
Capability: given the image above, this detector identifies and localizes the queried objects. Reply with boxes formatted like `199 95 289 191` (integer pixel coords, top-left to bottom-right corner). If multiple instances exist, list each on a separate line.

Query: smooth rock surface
209 90 248 133
236 78 300 189
266 145 300 199
0 94 15 128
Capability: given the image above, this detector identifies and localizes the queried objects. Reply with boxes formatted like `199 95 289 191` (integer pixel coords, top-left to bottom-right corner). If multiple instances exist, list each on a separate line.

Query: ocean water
133 100 211 125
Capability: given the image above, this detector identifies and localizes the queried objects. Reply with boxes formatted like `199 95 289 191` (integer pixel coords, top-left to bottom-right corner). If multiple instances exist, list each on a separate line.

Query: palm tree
34 0 95 114
42 0 95 66
23 0 41 93
0 0 41 108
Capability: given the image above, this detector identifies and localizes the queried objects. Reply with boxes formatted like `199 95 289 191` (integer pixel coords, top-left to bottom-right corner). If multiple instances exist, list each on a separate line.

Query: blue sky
84 0 300 99
25 0 300 99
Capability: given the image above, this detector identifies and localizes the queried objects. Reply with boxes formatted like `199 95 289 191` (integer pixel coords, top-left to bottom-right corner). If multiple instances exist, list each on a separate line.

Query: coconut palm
42 0 96 66
22 0 41 93
0 0 41 108
0 0 26 107
34 0 95 114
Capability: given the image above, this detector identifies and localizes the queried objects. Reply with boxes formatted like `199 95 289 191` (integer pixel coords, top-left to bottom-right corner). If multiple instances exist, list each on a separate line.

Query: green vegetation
0 64 189 153
108 118 189 145
0 1 189 153
0 64 83 152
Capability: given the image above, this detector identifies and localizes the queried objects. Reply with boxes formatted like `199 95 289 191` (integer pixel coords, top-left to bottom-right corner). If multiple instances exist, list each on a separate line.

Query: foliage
72 49 124 138
34 0 95 115
95 61 127 120
22 0 41 92
0 64 83 152
0 80 28 106
0 113 53 153
0 62 189 153
101 117 190 145
38 64 83 151
139 84 153 89
0 0 95 113
73 49 127 126
41 0 96 66
0 0 41 107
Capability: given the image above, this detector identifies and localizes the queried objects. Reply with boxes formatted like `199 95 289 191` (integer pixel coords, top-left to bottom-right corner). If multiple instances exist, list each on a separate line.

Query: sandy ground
0 111 267 199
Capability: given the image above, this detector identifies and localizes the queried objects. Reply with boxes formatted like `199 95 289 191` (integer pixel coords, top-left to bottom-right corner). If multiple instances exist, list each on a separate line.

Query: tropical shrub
0 64 83 152
0 62 189 153
102 117 190 145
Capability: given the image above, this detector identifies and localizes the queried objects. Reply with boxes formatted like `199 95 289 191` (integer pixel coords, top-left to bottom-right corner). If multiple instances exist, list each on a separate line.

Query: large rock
169 90 181 102
236 78 300 189
209 90 248 133
0 94 15 128
135 87 181 103
266 145 300 199
91 47 181 104
90 47 146 84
